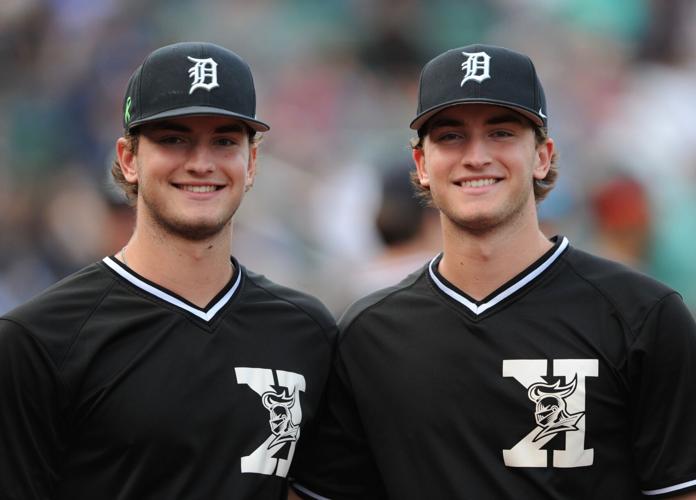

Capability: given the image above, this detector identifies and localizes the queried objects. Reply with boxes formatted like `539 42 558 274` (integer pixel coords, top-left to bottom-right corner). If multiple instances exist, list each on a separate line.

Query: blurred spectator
589 174 652 270
100 169 136 256
2 0 696 314
596 0 696 311
344 163 441 307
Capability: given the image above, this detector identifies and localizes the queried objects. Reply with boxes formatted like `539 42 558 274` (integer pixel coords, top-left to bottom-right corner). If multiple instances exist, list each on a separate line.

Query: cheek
420 150 449 177
226 157 251 182
136 160 166 185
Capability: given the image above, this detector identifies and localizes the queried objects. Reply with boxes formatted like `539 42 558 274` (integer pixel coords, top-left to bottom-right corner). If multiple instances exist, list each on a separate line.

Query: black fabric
292 240 696 499
123 42 269 132
411 44 547 130
0 258 336 499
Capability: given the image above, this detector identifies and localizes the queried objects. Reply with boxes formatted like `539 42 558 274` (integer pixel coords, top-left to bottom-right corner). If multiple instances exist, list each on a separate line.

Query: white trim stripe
429 237 569 315
291 483 332 500
102 257 241 322
643 478 696 496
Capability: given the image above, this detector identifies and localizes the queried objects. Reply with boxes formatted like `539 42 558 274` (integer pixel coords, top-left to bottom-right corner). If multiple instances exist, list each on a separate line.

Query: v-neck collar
102 255 242 323
428 236 569 316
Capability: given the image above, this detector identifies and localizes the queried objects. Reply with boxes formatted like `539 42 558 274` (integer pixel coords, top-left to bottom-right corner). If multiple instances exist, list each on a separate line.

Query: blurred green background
1 0 695 316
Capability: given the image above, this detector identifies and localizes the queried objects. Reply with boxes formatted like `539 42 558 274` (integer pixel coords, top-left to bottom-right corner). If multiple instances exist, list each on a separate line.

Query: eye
434 131 463 143
214 137 240 147
158 136 186 145
490 130 514 138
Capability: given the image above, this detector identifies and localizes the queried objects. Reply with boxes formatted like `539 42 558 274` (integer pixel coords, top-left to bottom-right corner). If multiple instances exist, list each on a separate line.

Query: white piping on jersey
428 236 569 315
102 256 241 322
290 483 331 500
642 478 696 496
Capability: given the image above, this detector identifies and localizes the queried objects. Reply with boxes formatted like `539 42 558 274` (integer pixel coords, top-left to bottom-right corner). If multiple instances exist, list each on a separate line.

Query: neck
120 222 234 308
438 211 552 301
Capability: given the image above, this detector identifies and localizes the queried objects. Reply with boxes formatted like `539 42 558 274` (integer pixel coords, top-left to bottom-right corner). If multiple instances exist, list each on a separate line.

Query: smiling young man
290 45 696 499
0 42 336 499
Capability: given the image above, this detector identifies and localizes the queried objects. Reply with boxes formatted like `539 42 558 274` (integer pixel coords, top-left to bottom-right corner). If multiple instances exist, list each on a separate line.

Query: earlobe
116 137 138 183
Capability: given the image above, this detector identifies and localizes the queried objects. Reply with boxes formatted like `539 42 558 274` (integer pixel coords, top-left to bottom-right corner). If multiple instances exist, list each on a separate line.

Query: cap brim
128 106 270 132
410 99 544 131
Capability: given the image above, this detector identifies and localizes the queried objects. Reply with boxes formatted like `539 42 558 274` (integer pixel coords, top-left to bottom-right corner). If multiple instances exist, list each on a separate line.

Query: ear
412 145 430 188
533 137 554 181
245 143 258 192
116 137 138 184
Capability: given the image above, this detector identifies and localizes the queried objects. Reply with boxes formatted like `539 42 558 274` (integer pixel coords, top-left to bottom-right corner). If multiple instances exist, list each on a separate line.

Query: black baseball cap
122 42 269 132
410 44 547 131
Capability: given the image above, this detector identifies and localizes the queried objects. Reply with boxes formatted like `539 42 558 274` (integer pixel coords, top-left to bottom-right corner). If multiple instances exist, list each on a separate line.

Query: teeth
461 178 496 188
181 185 217 193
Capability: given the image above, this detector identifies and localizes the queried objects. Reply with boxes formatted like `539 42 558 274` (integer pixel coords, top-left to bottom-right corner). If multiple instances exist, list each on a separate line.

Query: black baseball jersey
0 256 336 499
291 236 696 499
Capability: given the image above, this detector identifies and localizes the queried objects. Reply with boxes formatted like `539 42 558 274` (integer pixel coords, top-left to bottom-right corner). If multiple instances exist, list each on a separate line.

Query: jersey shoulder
563 246 678 324
338 263 428 334
243 266 337 338
1 262 116 365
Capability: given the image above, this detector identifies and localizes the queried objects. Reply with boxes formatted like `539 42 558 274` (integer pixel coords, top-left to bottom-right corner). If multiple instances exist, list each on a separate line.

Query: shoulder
338 264 428 334
562 246 679 326
5 262 115 320
563 246 675 298
242 266 337 335
1 262 117 363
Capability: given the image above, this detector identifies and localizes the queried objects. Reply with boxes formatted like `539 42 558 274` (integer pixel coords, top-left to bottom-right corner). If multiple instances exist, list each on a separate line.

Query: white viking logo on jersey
235 367 306 477
187 56 219 94
503 359 598 468
528 376 584 442
461 51 491 85
262 386 300 447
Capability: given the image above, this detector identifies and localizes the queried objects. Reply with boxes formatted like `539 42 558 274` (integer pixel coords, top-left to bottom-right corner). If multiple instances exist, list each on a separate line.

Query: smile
176 184 223 193
457 178 498 188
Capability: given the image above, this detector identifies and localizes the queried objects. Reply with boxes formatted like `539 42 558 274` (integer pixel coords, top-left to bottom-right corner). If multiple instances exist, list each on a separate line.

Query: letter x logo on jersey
503 359 598 468
187 56 219 94
235 367 306 477
461 51 491 85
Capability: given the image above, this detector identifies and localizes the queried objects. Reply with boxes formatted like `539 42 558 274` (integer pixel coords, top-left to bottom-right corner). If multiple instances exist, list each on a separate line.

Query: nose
185 143 215 174
461 137 491 170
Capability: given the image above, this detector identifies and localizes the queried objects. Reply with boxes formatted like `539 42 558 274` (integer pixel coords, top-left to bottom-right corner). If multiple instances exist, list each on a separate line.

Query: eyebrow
485 113 525 126
429 118 464 131
212 123 247 134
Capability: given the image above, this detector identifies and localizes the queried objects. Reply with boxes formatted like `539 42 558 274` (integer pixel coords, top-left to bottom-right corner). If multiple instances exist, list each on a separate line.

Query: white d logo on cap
461 51 491 86
187 56 220 94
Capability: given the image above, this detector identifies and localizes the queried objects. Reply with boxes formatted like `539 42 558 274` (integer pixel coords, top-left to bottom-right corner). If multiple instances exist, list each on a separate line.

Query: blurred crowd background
2 0 696 317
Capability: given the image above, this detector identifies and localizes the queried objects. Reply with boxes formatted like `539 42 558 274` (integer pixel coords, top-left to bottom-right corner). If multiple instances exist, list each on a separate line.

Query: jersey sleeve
628 293 696 497
290 343 387 500
0 318 64 499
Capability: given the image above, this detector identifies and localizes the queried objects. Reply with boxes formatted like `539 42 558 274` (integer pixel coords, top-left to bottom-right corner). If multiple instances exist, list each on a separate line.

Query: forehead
424 103 533 131
139 115 250 134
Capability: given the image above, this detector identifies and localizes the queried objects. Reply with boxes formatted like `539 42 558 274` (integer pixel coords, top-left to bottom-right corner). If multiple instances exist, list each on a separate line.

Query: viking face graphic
527 375 584 442
261 388 299 445
534 394 565 427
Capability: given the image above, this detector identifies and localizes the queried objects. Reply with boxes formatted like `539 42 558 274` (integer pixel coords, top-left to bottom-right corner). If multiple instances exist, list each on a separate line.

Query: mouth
454 178 499 188
173 184 225 193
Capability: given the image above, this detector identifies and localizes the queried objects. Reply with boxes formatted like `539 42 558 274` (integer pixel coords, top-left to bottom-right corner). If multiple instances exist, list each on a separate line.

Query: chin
171 224 223 241
450 211 504 232
156 215 233 241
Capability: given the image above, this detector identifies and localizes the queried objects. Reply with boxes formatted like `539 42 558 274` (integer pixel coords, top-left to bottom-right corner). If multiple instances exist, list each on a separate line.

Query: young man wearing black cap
0 42 336 499
290 45 696 499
